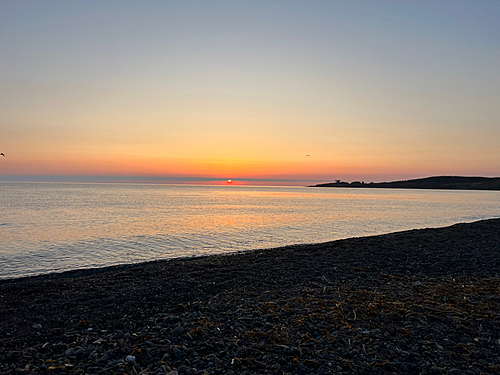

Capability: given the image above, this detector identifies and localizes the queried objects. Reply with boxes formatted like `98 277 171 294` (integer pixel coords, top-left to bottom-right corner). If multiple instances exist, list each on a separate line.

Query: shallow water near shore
1 182 500 279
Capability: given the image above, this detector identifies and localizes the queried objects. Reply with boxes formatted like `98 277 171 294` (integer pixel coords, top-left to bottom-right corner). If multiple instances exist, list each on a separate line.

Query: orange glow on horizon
1 2 499 188
2 143 499 185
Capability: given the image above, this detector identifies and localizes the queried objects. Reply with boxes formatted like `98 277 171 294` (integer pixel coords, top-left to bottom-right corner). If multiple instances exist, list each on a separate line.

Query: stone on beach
0 219 499 374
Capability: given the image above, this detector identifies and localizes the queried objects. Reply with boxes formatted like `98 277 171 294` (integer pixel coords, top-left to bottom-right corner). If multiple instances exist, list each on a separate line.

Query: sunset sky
1 1 499 185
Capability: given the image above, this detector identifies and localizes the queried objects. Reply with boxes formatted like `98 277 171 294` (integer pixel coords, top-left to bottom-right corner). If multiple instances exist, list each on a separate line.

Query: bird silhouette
0 153 4 157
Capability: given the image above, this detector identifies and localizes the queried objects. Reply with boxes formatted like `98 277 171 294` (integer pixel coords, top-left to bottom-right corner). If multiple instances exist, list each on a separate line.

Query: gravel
1 218 500 374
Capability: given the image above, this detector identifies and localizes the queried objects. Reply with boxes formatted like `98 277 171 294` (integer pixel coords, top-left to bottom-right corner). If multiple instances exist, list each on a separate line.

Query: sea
1 182 500 280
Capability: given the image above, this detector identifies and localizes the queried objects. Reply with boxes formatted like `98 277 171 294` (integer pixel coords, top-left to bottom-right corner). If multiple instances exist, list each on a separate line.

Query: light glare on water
1 183 499 279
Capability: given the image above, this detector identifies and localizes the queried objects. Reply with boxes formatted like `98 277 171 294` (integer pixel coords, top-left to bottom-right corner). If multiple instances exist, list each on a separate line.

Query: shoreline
1 218 500 374
1 217 496 284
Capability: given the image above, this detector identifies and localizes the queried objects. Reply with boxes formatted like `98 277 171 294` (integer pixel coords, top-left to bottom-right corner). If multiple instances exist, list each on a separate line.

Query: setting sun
0 1 498 186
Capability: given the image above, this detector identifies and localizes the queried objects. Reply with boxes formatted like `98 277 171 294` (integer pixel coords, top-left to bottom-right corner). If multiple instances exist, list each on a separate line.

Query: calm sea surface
1 182 500 279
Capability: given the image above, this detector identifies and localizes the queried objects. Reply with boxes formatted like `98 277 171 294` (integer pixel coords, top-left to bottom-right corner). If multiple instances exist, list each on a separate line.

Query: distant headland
311 176 500 191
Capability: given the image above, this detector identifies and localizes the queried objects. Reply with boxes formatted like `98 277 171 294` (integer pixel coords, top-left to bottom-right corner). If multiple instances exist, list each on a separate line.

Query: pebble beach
1 218 500 375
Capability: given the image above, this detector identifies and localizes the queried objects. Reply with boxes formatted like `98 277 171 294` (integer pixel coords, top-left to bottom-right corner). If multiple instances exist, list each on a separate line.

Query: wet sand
1 218 500 374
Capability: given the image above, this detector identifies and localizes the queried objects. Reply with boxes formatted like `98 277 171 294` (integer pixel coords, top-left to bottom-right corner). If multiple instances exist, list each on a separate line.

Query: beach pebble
173 347 182 359
32 324 42 329
74 348 86 358
140 347 150 362
172 326 185 335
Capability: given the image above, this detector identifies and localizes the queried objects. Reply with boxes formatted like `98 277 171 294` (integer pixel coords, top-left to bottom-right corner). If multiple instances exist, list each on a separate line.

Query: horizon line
0 175 320 184
1 174 499 186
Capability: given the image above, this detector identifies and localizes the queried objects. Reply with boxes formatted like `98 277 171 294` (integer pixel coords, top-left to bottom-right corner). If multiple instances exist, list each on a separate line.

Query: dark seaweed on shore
1 219 500 375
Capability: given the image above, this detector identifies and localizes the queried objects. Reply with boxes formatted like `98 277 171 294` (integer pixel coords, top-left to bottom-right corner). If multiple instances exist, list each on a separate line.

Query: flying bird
0 153 4 157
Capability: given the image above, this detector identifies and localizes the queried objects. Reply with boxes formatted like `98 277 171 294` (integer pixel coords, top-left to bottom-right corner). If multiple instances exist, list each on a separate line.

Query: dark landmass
1 219 500 374
312 176 500 190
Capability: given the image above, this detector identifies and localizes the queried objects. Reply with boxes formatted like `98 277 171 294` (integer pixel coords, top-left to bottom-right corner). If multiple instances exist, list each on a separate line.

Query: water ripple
1 183 500 279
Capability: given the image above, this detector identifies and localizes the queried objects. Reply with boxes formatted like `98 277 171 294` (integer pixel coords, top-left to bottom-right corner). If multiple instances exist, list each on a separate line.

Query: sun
227 179 233 184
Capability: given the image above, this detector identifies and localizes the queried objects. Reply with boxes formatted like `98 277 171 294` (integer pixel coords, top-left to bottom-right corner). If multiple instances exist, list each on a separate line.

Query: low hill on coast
312 176 500 190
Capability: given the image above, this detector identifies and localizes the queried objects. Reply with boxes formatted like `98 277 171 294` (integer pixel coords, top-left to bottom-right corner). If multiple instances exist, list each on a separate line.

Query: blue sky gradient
1 1 499 184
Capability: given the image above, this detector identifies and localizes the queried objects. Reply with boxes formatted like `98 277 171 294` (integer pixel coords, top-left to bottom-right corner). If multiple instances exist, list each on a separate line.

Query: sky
1 0 499 185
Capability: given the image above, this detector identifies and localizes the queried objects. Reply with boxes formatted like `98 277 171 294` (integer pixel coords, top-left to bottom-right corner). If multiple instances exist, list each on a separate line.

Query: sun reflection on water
1 183 500 278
